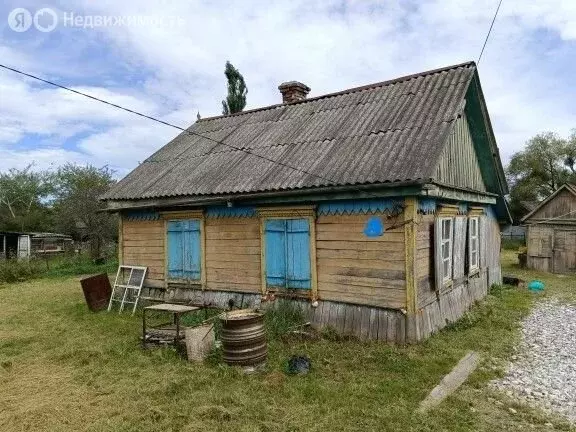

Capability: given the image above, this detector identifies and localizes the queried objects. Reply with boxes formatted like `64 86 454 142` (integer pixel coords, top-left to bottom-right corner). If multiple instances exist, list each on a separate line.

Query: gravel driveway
494 300 576 423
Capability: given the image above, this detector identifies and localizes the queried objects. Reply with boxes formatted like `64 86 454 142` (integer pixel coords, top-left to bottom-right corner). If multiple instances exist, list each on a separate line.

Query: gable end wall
434 115 487 192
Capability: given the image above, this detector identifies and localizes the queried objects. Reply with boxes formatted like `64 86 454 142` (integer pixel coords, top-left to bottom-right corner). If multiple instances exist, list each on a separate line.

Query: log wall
315 213 406 309
121 219 165 288
204 217 261 293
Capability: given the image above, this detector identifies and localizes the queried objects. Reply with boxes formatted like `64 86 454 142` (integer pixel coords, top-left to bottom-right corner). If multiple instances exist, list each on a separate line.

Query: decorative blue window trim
418 198 437 214
125 209 160 221
317 199 401 216
205 206 257 218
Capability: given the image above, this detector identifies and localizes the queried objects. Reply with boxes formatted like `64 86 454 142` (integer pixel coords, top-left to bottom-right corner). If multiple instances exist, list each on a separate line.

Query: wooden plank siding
315 213 406 309
434 115 487 192
529 189 576 222
416 214 435 308
205 217 261 293
122 219 165 287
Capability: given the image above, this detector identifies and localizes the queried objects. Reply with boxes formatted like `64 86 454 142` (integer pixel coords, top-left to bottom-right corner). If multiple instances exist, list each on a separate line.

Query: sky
0 0 575 178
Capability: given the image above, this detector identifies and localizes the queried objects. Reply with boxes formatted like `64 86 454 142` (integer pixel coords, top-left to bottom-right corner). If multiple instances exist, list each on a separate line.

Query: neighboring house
102 61 509 343
501 225 526 241
522 183 576 273
0 231 73 260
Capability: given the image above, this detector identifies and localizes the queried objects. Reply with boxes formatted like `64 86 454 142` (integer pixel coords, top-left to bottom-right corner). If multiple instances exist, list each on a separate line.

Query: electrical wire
0 63 365 192
0 62 415 213
477 0 504 65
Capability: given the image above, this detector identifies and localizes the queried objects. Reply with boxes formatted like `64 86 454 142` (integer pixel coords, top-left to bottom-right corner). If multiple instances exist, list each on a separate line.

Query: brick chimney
278 81 311 103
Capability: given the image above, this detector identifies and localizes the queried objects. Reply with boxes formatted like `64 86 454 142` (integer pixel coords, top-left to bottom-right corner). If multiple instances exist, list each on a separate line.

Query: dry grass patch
0 274 572 431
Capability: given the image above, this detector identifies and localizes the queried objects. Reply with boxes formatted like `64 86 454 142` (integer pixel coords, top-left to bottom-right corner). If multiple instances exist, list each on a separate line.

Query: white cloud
1 0 575 175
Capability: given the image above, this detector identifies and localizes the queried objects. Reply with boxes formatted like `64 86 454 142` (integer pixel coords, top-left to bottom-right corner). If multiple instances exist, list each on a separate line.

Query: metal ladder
107 265 148 314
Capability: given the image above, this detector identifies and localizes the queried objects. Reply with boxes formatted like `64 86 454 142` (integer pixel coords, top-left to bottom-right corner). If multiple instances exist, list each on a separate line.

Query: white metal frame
468 216 480 273
439 217 453 283
108 265 148 314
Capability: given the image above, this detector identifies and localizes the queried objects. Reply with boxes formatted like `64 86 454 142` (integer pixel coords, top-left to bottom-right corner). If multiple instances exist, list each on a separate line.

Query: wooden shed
522 183 576 273
102 62 509 343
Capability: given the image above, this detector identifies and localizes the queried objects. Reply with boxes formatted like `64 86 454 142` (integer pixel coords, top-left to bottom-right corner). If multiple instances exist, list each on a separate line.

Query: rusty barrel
80 273 112 312
219 309 267 366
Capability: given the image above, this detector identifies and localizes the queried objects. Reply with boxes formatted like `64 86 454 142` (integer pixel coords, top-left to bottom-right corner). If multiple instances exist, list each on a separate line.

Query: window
264 218 311 289
166 219 202 280
468 217 479 272
440 218 453 283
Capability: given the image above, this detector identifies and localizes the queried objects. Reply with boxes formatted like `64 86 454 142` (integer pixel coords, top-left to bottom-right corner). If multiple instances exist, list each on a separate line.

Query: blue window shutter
286 219 311 289
265 220 287 287
167 221 184 279
167 220 201 280
183 220 201 280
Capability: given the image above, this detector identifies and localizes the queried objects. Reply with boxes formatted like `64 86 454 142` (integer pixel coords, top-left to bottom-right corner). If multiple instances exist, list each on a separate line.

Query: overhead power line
0 63 347 189
0 63 407 210
477 0 504 65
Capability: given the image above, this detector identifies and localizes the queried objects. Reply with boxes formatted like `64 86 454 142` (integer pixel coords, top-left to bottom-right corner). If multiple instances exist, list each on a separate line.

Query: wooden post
118 215 123 266
404 197 419 343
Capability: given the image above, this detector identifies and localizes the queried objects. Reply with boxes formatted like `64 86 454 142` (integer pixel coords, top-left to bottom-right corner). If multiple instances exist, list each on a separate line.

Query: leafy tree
51 164 117 259
507 131 575 222
221 61 248 115
0 165 53 232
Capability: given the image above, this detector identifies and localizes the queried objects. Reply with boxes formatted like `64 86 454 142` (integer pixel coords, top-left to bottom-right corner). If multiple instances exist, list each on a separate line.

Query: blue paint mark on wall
125 209 160 221
167 220 201 280
264 218 311 289
364 216 384 237
418 199 437 214
206 206 257 218
317 199 401 216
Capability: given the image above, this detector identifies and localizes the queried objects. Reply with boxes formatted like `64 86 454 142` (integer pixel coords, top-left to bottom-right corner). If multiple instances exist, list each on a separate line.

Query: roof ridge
197 61 476 123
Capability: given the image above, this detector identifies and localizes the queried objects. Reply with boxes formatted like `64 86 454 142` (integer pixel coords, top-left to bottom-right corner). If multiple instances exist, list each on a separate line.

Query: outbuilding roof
103 62 496 202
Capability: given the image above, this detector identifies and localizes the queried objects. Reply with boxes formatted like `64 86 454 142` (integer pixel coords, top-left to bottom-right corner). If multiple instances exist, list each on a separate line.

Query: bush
0 259 44 284
0 254 118 285
501 238 525 251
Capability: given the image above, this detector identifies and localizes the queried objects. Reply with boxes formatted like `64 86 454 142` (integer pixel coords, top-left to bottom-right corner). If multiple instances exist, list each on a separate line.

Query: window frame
258 207 317 300
439 216 454 285
161 211 206 287
468 216 480 273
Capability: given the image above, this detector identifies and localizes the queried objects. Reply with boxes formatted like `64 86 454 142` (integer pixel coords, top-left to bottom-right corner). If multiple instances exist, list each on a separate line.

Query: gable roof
103 61 503 203
521 183 576 222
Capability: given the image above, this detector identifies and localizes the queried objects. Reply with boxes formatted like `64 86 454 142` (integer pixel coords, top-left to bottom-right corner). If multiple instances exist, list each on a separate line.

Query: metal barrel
219 309 267 366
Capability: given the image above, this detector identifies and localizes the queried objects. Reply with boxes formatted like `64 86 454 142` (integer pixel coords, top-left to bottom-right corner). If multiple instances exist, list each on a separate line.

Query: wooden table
142 303 200 349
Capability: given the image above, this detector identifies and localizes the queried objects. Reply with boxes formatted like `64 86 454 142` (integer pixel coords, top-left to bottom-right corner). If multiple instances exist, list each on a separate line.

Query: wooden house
522 183 576 273
102 62 509 343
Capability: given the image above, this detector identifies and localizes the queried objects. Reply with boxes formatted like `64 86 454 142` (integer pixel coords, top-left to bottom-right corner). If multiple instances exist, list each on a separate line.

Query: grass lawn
0 260 574 431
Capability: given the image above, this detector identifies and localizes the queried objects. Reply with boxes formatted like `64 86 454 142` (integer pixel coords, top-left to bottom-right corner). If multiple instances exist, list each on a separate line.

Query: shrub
0 259 44 284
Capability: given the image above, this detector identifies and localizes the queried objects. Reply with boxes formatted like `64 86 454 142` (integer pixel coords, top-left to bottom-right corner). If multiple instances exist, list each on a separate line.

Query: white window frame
439 217 454 284
468 216 479 273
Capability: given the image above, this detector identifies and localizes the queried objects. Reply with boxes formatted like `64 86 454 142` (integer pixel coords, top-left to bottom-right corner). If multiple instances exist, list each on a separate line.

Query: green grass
501 249 576 303
0 270 573 431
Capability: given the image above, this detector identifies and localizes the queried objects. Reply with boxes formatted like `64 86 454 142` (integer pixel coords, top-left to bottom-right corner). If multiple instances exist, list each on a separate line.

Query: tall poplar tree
221 61 248 115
